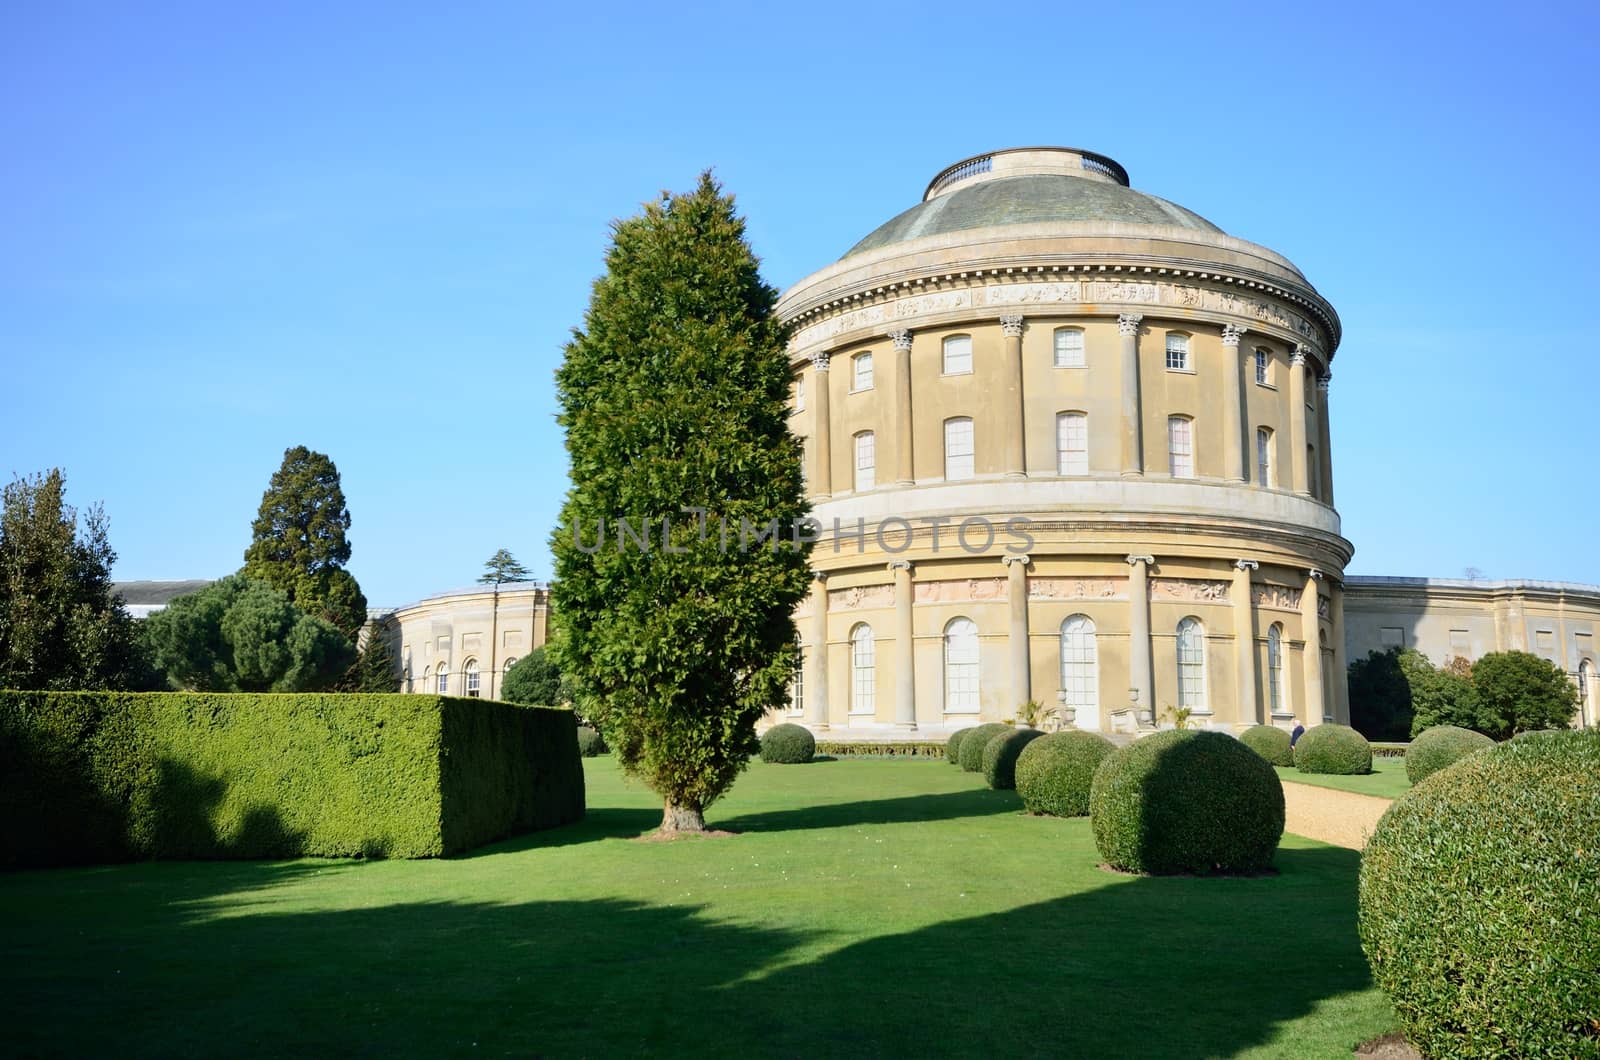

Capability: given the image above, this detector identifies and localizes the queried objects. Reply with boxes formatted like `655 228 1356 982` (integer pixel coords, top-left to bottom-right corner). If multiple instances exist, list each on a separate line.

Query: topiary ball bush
957 723 1011 773
1238 724 1295 767
1405 724 1494 784
1090 729 1285 875
946 728 972 764
981 727 1046 790
576 725 608 757
1293 723 1372 775
1015 730 1117 816
760 723 816 764
1360 730 1599 1058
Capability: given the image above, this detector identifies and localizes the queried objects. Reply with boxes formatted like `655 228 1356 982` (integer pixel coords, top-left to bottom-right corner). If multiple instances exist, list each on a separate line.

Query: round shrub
1015 730 1116 816
1359 730 1599 1057
946 728 972 764
981 727 1046 790
576 725 608 757
1293 723 1372 775
1238 724 1294 767
1090 729 1285 875
957 723 1011 773
759 723 815 764
1405 724 1493 784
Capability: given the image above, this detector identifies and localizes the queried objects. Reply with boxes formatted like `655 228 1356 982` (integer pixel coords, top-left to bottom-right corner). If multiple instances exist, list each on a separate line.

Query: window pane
1177 619 1205 709
1254 348 1270 385
1267 625 1283 712
1054 328 1085 368
855 432 875 491
1256 428 1272 487
944 618 980 712
851 626 875 714
1057 412 1088 475
943 335 972 374
853 352 873 390
1165 334 1189 370
1061 615 1098 711
1168 417 1194 478
944 418 974 480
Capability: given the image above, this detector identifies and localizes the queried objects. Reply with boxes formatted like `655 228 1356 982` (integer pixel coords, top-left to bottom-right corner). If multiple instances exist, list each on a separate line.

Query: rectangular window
1165 333 1190 371
1056 412 1088 475
1168 416 1194 479
1449 629 1471 658
1254 348 1271 386
1256 428 1273 487
942 335 972 375
1053 329 1085 368
1536 630 1555 657
789 646 804 717
944 418 975 480
852 352 873 391
854 432 875 492
1380 627 1405 648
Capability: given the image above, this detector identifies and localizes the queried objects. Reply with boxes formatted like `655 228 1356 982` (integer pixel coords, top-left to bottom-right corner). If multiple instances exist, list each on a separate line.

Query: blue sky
3 0 1597 607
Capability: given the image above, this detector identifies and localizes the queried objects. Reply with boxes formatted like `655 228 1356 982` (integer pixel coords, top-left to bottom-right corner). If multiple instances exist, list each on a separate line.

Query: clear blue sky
3 0 1597 607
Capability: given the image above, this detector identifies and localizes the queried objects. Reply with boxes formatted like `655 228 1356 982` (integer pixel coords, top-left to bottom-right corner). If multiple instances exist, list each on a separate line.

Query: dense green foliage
242 446 367 640
0 469 149 691
550 174 810 831
142 575 354 692
981 727 1045 790
1404 724 1493 784
1014 730 1115 816
341 622 400 692
0 691 583 866
501 646 566 706
1293 724 1372 775
1238 724 1295 766
478 548 532 585
1090 730 1285 875
1346 648 1414 741
576 725 608 756
946 727 970 763
957 723 1010 772
1469 650 1578 739
759 723 815 764
1360 731 1599 1057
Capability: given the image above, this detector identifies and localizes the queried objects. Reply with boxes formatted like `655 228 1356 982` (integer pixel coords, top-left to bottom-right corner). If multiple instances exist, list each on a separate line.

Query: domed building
778 147 1349 735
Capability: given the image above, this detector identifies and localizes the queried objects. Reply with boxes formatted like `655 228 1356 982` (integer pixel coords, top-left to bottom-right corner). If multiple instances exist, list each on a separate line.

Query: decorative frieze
1151 578 1231 603
829 584 895 611
1254 585 1304 611
1028 577 1125 601
914 578 1006 604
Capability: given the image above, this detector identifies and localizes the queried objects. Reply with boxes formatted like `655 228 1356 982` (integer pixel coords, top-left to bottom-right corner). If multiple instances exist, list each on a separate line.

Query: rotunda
777 147 1349 735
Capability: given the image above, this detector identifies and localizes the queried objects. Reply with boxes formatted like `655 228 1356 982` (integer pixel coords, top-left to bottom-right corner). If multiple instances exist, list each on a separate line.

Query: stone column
1001 314 1026 477
1119 314 1144 477
1003 553 1031 710
890 330 915 486
808 572 829 730
889 560 916 729
1317 372 1335 505
1329 577 1349 725
1127 554 1155 723
813 352 833 497
1289 346 1311 496
1221 324 1248 483
1233 560 1260 725
1302 568 1325 722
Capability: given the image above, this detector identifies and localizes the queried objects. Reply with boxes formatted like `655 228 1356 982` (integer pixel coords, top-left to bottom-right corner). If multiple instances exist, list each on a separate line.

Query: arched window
854 431 876 492
421 665 431 694
1176 617 1206 710
790 637 805 717
1053 327 1085 368
403 650 412 693
1060 615 1098 714
503 656 517 672
944 617 980 713
1165 332 1190 371
852 351 874 391
1267 624 1284 715
1256 427 1274 487
850 624 876 715
1168 416 1194 478
944 417 975 480
1581 660 1596 728
436 663 450 695
942 334 972 375
1056 411 1088 475
464 658 480 698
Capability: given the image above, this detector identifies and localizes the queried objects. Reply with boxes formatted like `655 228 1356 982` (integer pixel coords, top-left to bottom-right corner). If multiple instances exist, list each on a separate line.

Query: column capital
811 570 829 584
1233 559 1260 571
1220 323 1248 347
1292 344 1313 368
888 329 913 351
1316 372 1332 392
1001 553 1032 568
1125 554 1155 567
999 313 1024 337
886 559 913 574
814 350 832 371
1117 313 1143 337
1308 567 1323 581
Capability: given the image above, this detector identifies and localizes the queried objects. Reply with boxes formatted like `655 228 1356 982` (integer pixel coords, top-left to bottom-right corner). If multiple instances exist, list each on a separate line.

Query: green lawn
1277 755 1412 799
3 757 1397 1057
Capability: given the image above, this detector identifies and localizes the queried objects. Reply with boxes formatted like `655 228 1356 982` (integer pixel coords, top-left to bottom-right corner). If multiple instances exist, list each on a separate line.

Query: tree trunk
660 802 706 834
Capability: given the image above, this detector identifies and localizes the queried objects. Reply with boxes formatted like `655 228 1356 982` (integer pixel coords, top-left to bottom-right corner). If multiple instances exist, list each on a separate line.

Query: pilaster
1002 553 1031 711
1001 314 1026 478
889 560 916 728
890 330 914 486
1126 554 1155 722
1221 324 1248 483
1233 559 1260 725
1119 315 1144 477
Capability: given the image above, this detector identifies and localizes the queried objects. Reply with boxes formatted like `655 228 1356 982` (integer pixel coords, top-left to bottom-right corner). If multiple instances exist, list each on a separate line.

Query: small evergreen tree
478 549 532 586
501 646 566 706
551 173 810 835
343 620 400 693
1471 650 1578 738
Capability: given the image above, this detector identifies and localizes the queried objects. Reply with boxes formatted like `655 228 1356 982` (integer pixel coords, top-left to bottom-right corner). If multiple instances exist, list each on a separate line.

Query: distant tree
242 446 367 639
478 549 532 586
1347 648 1413 741
1470 651 1578 738
143 575 353 692
1404 648 1485 737
342 620 400 693
0 469 150 690
551 173 810 835
501 646 566 706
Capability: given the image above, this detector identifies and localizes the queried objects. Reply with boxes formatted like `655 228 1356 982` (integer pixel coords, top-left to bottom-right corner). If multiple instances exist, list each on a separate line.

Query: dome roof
842 148 1223 260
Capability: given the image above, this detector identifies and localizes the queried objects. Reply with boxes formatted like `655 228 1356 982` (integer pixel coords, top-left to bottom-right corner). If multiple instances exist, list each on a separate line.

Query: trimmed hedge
760 723 816 764
1360 730 1600 1057
1090 729 1285 875
1404 724 1492 784
981 727 1046 790
815 741 944 759
1294 723 1372 775
1370 742 1408 758
1015 731 1116 816
0 691 585 867
576 725 608 757
1238 724 1295 767
946 728 972 764
957 723 1011 773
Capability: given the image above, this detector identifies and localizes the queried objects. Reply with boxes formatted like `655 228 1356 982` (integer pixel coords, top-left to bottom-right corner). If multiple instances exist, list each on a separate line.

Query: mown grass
1277 754 1412 799
2 757 1397 1057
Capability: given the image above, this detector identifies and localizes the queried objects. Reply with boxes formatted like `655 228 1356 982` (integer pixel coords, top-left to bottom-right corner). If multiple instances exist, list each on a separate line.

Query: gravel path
1282 780 1394 850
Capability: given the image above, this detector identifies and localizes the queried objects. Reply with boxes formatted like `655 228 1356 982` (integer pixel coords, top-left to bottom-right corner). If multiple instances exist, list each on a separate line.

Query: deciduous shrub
981 727 1046 790
1015 731 1116 816
759 723 815 764
576 725 608 757
0 691 584 867
1238 724 1294 767
1090 729 1284 875
946 728 971 764
1293 723 1372 775
957 723 1010 773
1404 724 1492 784
1359 730 1600 1058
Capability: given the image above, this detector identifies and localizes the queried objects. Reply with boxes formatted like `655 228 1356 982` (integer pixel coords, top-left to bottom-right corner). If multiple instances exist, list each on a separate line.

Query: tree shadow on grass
716 787 1022 834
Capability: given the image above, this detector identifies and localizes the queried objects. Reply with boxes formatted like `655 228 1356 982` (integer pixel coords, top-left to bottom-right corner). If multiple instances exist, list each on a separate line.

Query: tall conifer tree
552 173 810 834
